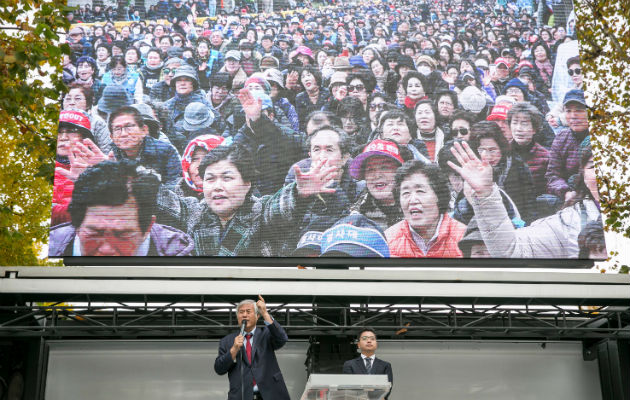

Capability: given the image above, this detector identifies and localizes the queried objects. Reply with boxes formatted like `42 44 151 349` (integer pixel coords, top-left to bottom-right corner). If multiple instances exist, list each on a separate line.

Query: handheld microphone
240 320 247 336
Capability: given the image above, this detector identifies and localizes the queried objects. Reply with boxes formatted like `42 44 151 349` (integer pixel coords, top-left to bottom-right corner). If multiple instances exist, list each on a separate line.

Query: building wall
44 340 601 400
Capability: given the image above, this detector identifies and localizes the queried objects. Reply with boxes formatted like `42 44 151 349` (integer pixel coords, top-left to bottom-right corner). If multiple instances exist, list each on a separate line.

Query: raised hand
448 141 494 199
237 88 262 122
294 159 338 198
441 71 455 85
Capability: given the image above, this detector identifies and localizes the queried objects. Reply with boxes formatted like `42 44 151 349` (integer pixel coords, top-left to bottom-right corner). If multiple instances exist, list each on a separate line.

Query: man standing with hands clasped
214 295 291 400
343 328 393 399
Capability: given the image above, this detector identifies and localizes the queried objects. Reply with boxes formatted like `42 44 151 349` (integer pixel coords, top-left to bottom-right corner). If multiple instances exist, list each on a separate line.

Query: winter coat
545 128 588 198
51 162 74 226
48 222 194 256
348 189 403 232
155 183 300 256
112 136 182 188
453 154 536 225
385 215 466 258
140 64 163 93
469 185 603 258
512 141 550 197
233 115 305 196
150 80 176 104
294 88 331 131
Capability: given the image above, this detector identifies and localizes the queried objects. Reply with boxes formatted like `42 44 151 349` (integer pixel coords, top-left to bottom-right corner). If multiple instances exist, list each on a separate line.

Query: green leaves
0 0 69 265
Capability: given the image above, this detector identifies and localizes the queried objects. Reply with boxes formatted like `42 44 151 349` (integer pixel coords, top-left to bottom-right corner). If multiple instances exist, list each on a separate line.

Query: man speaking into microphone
214 295 291 400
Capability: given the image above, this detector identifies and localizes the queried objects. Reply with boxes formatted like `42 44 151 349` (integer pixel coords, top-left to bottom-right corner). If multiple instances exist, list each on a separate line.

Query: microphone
240 320 247 336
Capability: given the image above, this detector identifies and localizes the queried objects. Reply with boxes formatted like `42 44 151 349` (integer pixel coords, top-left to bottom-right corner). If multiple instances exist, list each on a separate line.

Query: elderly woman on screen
156 143 339 256
448 140 605 259
385 161 466 258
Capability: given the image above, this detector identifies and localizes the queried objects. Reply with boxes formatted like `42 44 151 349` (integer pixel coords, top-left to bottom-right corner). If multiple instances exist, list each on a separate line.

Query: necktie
245 333 256 386
245 333 253 364
365 357 372 374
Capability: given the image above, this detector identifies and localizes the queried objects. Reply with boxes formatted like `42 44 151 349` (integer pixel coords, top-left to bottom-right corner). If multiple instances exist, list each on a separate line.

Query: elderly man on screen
214 295 291 400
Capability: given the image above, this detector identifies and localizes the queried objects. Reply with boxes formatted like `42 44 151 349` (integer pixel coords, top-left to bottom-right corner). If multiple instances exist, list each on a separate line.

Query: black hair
108 106 146 133
566 55 581 68
337 96 368 122
108 55 126 70
379 109 416 138
437 139 464 172
210 72 233 90
401 71 427 95
300 65 322 87
468 121 510 161
357 327 377 341
65 82 94 109
305 111 342 133
124 46 141 63
308 125 353 155
198 144 256 184
450 110 476 127
346 71 377 94
68 160 159 233
507 102 543 135
146 47 163 60
435 89 459 111
394 160 451 215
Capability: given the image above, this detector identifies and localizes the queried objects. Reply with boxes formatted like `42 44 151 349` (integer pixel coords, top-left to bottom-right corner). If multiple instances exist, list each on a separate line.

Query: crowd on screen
48 0 607 260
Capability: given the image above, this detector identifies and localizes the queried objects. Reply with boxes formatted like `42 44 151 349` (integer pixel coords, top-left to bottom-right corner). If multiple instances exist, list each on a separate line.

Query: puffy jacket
51 162 74 226
470 185 603 258
48 222 194 257
385 215 466 258
112 136 182 188
233 115 305 196
512 141 550 197
545 128 588 198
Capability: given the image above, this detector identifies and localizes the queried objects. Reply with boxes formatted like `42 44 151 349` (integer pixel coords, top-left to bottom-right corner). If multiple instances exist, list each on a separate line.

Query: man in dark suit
342 328 393 399
214 295 291 400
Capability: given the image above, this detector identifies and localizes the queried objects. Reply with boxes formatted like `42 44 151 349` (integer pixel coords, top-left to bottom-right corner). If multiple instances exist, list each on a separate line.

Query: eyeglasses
369 103 385 111
360 336 376 341
64 96 86 102
111 123 140 135
348 84 366 93
477 147 501 155
173 38 183 43
568 67 582 76
163 68 178 75
452 127 469 136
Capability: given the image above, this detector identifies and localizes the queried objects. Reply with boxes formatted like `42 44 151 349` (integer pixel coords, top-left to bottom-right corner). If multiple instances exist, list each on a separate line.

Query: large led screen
49 0 606 262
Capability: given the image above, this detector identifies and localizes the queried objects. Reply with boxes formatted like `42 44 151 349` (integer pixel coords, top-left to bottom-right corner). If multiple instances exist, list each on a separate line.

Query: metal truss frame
1 299 628 340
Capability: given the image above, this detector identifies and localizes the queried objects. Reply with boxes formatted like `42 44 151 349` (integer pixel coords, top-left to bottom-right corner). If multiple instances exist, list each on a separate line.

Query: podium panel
301 374 391 400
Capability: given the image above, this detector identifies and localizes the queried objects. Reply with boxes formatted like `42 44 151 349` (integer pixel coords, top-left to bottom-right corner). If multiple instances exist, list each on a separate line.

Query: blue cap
251 91 274 111
320 214 390 258
349 55 368 69
563 89 586 106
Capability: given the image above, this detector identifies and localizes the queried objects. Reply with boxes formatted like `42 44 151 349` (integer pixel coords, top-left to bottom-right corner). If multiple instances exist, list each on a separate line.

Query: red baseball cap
349 140 404 180
486 103 512 121
494 57 511 68
59 109 92 136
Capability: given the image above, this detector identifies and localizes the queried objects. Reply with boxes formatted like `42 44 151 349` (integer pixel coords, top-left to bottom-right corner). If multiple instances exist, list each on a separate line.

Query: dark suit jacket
343 355 393 399
214 320 291 400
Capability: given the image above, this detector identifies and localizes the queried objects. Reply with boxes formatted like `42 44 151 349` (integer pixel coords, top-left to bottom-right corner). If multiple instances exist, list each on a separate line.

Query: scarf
404 95 427 109
535 59 553 85
111 69 129 86
75 76 94 87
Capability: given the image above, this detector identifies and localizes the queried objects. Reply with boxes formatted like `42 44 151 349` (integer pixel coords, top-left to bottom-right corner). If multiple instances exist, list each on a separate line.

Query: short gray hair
236 299 259 316
507 102 543 134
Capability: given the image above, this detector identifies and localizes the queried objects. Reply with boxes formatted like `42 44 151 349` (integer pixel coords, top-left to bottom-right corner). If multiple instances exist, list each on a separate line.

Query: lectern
300 373 391 400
